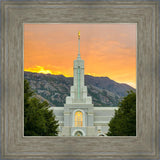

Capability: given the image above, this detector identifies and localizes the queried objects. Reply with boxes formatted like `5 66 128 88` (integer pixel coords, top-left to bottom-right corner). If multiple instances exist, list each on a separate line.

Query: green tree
107 90 136 136
24 79 59 136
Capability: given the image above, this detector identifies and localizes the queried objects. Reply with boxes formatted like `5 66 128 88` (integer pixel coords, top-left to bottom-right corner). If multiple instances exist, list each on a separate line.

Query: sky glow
24 24 136 88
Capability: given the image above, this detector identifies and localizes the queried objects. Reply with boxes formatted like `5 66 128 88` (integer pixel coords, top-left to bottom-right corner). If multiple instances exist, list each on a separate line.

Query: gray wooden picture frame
1 0 159 159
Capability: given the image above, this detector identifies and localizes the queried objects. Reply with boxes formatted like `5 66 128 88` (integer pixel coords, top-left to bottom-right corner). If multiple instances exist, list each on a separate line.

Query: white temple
50 32 117 136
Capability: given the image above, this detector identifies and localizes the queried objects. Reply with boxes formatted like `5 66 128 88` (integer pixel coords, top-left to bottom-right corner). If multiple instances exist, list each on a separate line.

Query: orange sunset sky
24 24 136 88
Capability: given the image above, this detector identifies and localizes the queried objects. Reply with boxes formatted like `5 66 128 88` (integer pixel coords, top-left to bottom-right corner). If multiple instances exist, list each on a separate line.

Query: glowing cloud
24 66 53 74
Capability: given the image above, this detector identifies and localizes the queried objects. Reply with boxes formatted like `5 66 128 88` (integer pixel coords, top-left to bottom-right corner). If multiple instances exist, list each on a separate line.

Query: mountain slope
85 75 134 97
24 71 135 107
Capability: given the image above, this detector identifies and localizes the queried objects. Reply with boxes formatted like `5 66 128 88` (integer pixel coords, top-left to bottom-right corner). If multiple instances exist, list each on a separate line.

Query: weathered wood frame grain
1 1 159 159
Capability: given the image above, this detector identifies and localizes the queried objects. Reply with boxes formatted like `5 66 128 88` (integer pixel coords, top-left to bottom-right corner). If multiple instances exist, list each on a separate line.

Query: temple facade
50 32 117 136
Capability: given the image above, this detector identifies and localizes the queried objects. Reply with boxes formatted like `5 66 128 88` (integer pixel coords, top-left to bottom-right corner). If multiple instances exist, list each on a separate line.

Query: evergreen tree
107 90 136 136
24 79 59 136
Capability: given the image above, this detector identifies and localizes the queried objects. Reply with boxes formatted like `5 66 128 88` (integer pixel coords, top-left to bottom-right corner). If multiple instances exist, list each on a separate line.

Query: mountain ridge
24 71 135 107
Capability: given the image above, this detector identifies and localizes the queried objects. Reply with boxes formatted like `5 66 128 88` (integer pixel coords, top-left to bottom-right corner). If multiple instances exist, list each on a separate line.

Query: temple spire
77 31 81 59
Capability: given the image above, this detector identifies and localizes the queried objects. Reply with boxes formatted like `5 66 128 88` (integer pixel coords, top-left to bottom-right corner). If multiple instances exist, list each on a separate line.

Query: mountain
24 71 135 107
85 75 134 97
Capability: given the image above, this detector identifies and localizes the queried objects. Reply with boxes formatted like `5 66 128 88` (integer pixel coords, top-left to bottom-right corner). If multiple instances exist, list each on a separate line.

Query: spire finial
77 31 81 59
78 31 80 39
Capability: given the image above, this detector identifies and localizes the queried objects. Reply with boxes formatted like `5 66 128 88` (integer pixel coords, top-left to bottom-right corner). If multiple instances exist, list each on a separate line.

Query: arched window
75 111 83 127
74 131 83 136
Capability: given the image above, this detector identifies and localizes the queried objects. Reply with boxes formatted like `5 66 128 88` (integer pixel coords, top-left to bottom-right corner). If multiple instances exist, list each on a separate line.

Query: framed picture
24 23 136 137
1 1 159 159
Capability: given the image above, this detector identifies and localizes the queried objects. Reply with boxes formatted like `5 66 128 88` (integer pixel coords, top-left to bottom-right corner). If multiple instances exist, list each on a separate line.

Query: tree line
107 90 136 136
24 79 59 136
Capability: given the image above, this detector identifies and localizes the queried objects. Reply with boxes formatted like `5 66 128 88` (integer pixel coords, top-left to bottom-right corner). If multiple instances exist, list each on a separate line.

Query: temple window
75 111 83 127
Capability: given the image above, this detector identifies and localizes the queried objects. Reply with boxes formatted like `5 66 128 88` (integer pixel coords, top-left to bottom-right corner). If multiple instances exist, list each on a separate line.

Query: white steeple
65 32 92 104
